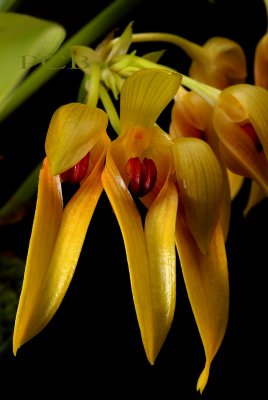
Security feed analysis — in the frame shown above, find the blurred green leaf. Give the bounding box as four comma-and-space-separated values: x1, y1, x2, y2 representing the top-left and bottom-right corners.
0, 12, 66, 106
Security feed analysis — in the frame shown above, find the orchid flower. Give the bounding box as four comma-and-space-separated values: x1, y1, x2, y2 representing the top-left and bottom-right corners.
132, 30, 247, 205
101, 68, 229, 393
213, 84, 268, 197
13, 103, 110, 354
176, 75, 268, 209
169, 87, 231, 240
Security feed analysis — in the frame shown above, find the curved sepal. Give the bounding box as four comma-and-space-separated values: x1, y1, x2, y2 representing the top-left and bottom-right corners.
102, 131, 177, 364
13, 135, 109, 354
13, 158, 63, 354
144, 179, 178, 359
175, 217, 229, 393
173, 137, 223, 254
45, 103, 108, 175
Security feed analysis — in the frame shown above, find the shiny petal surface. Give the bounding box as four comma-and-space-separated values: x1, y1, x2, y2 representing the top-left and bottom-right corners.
145, 179, 178, 359
120, 68, 181, 133
0, 12, 65, 105
13, 158, 63, 354
102, 141, 155, 362
13, 136, 109, 354
45, 103, 108, 175
173, 138, 223, 253
175, 216, 229, 393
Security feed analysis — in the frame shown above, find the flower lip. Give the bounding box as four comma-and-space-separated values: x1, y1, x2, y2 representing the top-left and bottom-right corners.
126, 157, 157, 197
60, 152, 90, 184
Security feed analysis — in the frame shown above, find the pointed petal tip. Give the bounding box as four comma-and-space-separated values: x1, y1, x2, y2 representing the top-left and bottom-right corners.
196, 362, 210, 394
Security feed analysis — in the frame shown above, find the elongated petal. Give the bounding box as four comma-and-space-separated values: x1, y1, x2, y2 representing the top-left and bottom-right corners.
13, 136, 109, 354
45, 103, 108, 175
0, 12, 65, 105
173, 138, 223, 254
107, 21, 133, 60
120, 68, 181, 133
254, 33, 268, 89
144, 179, 178, 359
13, 158, 63, 354
175, 217, 229, 393
101, 142, 155, 363
243, 180, 267, 216
227, 169, 244, 200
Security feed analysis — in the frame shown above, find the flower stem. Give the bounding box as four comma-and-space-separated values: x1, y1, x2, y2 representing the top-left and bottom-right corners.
99, 84, 120, 135
131, 32, 208, 63
0, 0, 144, 122
181, 74, 220, 106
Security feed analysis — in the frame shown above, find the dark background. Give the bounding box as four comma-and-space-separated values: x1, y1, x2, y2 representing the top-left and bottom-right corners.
0, 0, 267, 398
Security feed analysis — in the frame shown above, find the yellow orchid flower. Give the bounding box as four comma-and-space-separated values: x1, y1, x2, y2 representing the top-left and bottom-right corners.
101, 68, 181, 365
212, 84, 268, 196
101, 68, 229, 393
169, 86, 232, 240
13, 102, 109, 354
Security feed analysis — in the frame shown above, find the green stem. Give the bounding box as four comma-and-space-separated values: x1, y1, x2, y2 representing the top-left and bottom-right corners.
99, 84, 120, 135
0, 0, 143, 122
86, 63, 101, 107
130, 32, 208, 63
0, 162, 41, 224
181, 74, 220, 106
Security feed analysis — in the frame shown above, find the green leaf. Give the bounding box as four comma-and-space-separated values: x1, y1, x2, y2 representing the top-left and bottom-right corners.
0, 12, 66, 105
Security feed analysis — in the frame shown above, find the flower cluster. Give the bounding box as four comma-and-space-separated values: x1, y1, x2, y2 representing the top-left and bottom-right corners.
12, 1, 268, 394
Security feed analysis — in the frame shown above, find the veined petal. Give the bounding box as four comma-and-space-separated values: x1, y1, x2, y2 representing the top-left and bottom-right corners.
175, 217, 229, 394
45, 103, 108, 175
120, 68, 181, 133
213, 98, 268, 195
101, 141, 155, 363
254, 33, 268, 89
243, 180, 267, 216
144, 179, 178, 359
173, 138, 223, 254
13, 158, 63, 354
14, 136, 109, 355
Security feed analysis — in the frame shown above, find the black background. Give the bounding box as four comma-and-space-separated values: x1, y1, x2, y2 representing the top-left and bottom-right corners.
0, 0, 267, 398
